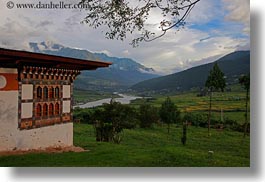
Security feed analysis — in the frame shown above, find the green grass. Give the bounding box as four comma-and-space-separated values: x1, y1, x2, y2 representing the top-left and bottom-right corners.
0, 124, 250, 167
130, 91, 249, 124
73, 89, 120, 104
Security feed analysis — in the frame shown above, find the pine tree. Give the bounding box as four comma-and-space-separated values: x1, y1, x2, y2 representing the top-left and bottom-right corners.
205, 63, 226, 136
160, 97, 180, 134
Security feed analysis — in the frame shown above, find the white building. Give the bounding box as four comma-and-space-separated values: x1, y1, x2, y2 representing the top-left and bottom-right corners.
0, 48, 111, 151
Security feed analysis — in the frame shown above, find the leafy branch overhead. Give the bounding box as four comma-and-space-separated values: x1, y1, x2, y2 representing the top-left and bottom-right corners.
80, 0, 201, 46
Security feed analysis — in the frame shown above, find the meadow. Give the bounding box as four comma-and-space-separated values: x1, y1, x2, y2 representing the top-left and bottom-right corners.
0, 89, 250, 167
130, 91, 249, 124
0, 124, 249, 167
73, 89, 119, 104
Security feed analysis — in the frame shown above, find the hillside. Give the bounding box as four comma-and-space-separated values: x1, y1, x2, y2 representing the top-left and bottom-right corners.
131, 51, 250, 93
29, 42, 159, 91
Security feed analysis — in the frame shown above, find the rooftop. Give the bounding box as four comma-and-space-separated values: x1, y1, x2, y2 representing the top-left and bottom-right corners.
0, 48, 112, 70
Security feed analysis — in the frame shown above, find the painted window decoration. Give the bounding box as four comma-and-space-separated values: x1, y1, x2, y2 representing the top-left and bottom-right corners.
36, 104, 42, 117
37, 86, 42, 99
20, 84, 71, 129
55, 86, 60, 98
34, 85, 63, 117
34, 102, 60, 118
49, 103, 54, 116
55, 103, 60, 115
43, 86, 48, 99
49, 87, 54, 99
43, 103, 48, 116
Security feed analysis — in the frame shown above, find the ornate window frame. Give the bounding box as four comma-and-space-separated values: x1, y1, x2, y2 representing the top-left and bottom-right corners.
18, 66, 78, 130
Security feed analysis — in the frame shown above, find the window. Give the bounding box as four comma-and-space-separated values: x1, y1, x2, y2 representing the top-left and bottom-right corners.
55, 87, 60, 98
37, 86, 42, 99
49, 87, 54, 98
43, 86, 48, 99
49, 103, 54, 116
35, 85, 61, 118
36, 104, 42, 117
55, 103, 60, 115
43, 103, 48, 116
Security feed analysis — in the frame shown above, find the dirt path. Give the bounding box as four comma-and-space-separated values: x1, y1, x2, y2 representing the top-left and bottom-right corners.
0, 146, 88, 156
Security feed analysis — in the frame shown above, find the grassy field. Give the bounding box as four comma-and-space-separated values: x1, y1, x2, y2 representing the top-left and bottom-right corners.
131, 91, 249, 124
73, 89, 120, 104
0, 124, 249, 167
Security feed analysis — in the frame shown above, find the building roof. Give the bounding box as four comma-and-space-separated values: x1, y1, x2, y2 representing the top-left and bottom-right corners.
0, 48, 112, 70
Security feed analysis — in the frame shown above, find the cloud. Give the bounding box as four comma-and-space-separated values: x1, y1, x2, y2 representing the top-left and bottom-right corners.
0, 0, 250, 74
222, 0, 250, 34
187, 0, 224, 24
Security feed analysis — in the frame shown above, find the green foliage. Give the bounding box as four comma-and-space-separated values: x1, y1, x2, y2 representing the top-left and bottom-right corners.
160, 97, 180, 133
205, 63, 226, 136
181, 112, 248, 133
91, 99, 138, 143
205, 63, 226, 91
182, 112, 208, 127
80, 0, 201, 46
181, 122, 187, 146
239, 74, 250, 91
73, 108, 93, 124
239, 74, 250, 138
138, 102, 159, 128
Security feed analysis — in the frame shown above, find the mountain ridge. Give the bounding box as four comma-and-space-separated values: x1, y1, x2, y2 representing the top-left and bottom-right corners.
130, 50, 250, 93
29, 41, 159, 91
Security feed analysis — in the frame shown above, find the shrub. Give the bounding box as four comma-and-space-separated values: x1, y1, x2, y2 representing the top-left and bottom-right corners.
223, 118, 247, 132
182, 112, 208, 127
91, 100, 139, 143
138, 103, 159, 128
160, 97, 181, 134
73, 108, 93, 124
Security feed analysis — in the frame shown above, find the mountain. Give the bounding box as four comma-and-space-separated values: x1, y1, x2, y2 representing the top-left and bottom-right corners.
130, 51, 250, 93
29, 42, 159, 91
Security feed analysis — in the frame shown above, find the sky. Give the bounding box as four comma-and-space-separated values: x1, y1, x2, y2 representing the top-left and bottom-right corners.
0, 0, 250, 74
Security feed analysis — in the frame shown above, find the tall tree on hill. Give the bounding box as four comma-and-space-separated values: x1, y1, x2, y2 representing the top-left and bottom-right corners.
80, 0, 201, 47
160, 97, 180, 134
239, 74, 250, 138
205, 63, 226, 136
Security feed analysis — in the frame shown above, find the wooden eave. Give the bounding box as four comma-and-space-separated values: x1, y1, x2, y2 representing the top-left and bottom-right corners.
0, 48, 112, 70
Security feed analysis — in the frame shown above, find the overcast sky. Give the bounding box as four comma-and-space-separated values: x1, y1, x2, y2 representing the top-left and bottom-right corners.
0, 0, 250, 74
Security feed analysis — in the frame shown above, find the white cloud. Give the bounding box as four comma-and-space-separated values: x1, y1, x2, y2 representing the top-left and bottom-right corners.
0, 0, 249, 74
222, 0, 250, 34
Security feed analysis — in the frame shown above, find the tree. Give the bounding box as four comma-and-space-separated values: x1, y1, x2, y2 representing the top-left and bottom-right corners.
138, 102, 159, 128
239, 74, 250, 138
80, 0, 201, 47
205, 63, 226, 136
181, 121, 187, 145
160, 97, 180, 134
92, 99, 137, 143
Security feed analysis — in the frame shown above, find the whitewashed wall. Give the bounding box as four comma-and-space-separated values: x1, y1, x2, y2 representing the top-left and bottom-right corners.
0, 68, 73, 152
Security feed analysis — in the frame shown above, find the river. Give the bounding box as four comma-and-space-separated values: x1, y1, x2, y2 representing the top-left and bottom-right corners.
74, 93, 142, 109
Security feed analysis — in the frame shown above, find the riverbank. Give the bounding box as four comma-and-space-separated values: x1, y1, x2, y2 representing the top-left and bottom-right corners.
74, 93, 142, 108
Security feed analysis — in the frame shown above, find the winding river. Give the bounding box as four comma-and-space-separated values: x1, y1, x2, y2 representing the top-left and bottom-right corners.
74, 93, 142, 109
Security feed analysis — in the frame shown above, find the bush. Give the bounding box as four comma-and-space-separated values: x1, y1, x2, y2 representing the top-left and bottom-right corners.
73, 108, 93, 124
138, 103, 159, 128
91, 100, 139, 143
160, 97, 181, 134
182, 112, 208, 127
182, 113, 247, 132
223, 118, 247, 132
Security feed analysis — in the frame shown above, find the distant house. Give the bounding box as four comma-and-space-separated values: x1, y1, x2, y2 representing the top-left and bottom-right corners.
0, 48, 111, 152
